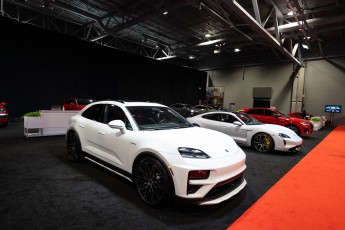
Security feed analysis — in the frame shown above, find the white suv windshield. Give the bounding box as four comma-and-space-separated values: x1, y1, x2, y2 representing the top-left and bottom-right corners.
126, 106, 193, 130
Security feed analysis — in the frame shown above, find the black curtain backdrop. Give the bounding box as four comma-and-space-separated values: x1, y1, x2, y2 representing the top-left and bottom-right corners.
0, 16, 206, 118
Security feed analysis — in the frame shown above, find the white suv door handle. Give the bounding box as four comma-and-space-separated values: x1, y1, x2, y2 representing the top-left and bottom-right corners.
98, 131, 106, 135
78, 124, 85, 128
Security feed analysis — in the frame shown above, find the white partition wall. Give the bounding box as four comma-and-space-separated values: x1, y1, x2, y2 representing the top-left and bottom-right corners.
24, 110, 78, 137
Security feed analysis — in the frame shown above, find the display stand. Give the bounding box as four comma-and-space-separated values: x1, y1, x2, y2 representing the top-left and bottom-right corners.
24, 110, 78, 137
206, 86, 224, 107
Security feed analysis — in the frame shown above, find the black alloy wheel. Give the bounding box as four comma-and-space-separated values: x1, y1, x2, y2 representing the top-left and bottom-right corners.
252, 133, 274, 153
135, 157, 172, 207
66, 132, 84, 162
286, 124, 300, 135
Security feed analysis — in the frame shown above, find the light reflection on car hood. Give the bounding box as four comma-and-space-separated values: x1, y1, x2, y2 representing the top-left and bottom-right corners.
247, 124, 301, 138
140, 127, 242, 159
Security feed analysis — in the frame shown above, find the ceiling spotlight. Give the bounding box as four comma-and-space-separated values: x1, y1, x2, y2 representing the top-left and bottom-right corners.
287, 10, 293, 16
163, 11, 168, 15
214, 49, 221, 54
301, 42, 310, 49
205, 34, 211, 38
234, 48, 241, 52
189, 55, 196, 59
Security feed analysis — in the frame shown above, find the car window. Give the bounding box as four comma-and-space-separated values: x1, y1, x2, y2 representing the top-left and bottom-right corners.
234, 112, 261, 125
102, 104, 132, 130
82, 104, 105, 122
271, 111, 281, 116
127, 106, 192, 130
220, 114, 237, 123
263, 109, 271, 116
202, 113, 220, 121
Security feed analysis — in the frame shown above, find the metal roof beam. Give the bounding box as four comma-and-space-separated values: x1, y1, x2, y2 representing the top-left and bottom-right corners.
90, 1, 188, 42
266, 14, 345, 33
221, 0, 301, 66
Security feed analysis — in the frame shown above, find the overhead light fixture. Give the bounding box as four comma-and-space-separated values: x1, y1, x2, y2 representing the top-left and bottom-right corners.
189, 55, 196, 59
234, 48, 241, 52
214, 49, 221, 54
163, 11, 168, 15
156, 55, 176, 60
196, 38, 226, 47
287, 10, 293, 16
205, 34, 211, 38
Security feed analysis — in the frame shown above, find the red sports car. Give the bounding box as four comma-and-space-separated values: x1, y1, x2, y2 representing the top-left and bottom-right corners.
62, 98, 96, 111
241, 107, 313, 135
0, 101, 9, 127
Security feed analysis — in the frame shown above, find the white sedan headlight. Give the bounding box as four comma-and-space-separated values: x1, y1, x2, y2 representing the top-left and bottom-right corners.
178, 147, 210, 159
278, 133, 290, 138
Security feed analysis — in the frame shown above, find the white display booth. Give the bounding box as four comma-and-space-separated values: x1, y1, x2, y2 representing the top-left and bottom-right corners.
24, 110, 78, 137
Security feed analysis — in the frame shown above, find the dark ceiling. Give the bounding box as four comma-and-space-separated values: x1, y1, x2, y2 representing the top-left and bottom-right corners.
2, 0, 345, 70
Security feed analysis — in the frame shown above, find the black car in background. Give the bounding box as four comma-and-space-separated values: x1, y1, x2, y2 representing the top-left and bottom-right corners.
170, 103, 201, 117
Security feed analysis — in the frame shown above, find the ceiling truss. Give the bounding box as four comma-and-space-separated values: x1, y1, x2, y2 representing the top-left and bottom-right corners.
1, 0, 345, 70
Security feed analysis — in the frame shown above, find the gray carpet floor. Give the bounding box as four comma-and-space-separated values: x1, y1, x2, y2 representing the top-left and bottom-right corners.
0, 119, 335, 230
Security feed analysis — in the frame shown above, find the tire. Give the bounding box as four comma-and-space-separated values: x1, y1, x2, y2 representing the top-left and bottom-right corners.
252, 133, 274, 153
66, 131, 84, 162
286, 124, 300, 135
134, 157, 172, 207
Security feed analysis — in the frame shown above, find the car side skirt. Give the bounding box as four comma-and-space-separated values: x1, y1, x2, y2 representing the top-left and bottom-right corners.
84, 152, 133, 182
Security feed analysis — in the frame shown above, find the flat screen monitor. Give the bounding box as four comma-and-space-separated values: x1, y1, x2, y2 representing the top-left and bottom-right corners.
325, 105, 342, 113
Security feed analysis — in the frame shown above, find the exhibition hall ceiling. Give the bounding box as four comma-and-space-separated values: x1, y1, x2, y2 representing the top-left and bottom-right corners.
2, 0, 345, 70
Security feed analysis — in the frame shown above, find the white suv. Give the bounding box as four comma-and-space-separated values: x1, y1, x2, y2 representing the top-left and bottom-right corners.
66, 100, 247, 207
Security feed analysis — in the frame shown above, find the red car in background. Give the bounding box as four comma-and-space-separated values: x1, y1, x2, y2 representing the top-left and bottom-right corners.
0, 101, 9, 127
288, 112, 312, 120
241, 107, 313, 136
62, 98, 96, 110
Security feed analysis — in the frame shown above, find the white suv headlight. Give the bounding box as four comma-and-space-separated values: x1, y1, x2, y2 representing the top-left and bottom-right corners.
178, 147, 210, 159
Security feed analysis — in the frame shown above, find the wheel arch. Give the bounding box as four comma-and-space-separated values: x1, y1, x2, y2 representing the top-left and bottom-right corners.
132, 151, 176, 195
285, 124, 300, 135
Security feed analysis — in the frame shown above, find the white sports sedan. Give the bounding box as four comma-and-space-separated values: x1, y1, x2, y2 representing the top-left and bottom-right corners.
187, 111, 303, 153
66, 100, 246, 207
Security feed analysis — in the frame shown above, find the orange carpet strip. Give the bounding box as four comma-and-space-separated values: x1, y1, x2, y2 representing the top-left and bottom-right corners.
228, 126, 345, 230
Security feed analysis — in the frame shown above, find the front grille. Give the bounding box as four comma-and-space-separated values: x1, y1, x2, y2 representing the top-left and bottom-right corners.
203, 175, 245, 201
289, 145, 301, 152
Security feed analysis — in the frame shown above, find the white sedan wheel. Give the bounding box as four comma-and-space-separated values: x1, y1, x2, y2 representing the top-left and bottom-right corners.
252, 133, 274, 153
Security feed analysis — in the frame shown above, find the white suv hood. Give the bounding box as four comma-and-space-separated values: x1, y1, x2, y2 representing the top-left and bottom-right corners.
141, 127, 241, 159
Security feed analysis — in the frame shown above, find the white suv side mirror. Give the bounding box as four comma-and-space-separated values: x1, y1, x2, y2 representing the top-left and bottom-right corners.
108, 120, 126, 134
